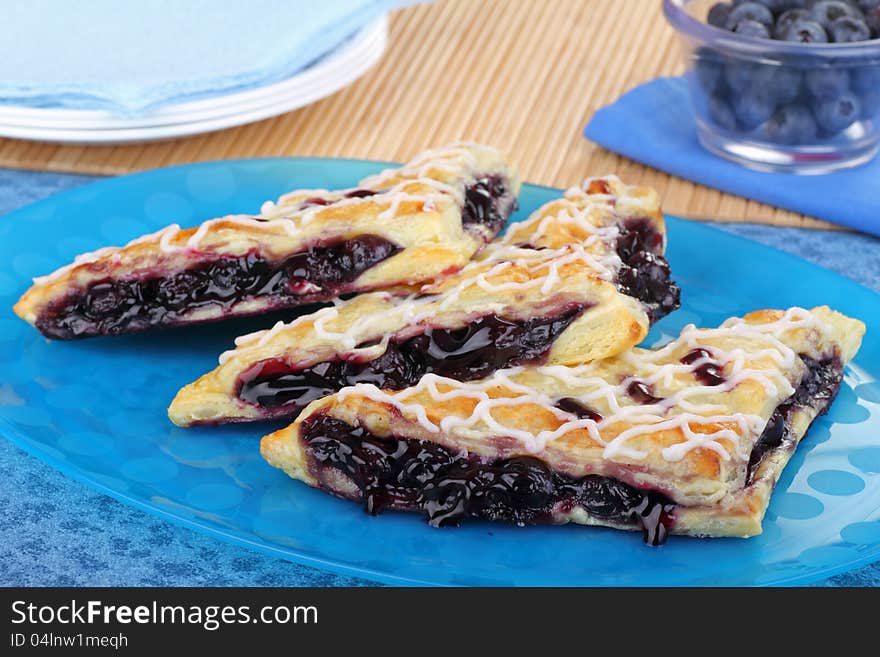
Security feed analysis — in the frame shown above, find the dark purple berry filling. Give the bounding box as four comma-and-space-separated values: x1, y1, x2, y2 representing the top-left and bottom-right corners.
680, 348, 727, 386
35, 173, 517, 340
461, 175, 517, 235
344, 188, 380, 199
235, 216, 681, 419
627, 380, 664, 405
297, 351, 846, 544
298, 189, 377, 209
554, 397, 604, 423
512, 214, 679, 322
301, 414, 676, 545
613, 218, 681, 323
747, 354, 844, 482
237, 306, 588, 417
300, 197, 333, 207
36, 235, 401, 340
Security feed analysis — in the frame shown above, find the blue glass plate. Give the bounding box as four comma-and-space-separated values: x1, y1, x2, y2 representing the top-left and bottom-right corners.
1, 158, 879, 587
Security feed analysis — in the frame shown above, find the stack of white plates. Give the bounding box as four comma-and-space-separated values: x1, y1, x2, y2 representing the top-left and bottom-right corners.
0, 16, 387, 145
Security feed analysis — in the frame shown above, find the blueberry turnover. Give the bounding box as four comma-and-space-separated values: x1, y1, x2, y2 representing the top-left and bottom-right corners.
261, 306, 864, 544
169, 176, 680, 426
14, 142, 519, 340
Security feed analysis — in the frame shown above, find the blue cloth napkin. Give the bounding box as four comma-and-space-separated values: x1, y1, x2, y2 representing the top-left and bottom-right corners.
0, 1, 421, 115
584, 76, 880, 237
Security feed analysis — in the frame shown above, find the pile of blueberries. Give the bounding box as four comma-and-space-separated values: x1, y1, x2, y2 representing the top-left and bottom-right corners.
695, 1, 880, 143
708, 0, 880, 42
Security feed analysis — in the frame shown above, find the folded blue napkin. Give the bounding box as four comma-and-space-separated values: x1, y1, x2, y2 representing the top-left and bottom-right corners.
0, 0, 420, 115
584, 76, 880, 237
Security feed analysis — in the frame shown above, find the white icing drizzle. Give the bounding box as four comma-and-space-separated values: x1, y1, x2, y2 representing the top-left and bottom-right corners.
30, 175, 457, 288
159, 224, 184, 253
31, 247, 119, 285
219, 243, 618, 366
580, 174, 656, 213
262, 188, 331, 214
334, 308, 828, 465
498, 194, 620, 248
35, 222, 205, 286
358, 142, 483, 190
217, 293, 407, 364
218, 175, 646, 366
219, 302, 346, 365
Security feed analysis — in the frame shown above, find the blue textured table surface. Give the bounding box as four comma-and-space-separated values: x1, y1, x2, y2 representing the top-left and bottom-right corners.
1, 167, 879, 587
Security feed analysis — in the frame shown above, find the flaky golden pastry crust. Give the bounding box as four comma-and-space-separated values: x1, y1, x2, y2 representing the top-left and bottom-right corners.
261, 306, 865, 540
169, 175, 677, 426
14, 142, 519, 339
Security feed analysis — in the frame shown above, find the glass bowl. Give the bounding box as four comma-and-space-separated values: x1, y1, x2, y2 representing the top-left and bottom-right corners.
664, 0, 880, 173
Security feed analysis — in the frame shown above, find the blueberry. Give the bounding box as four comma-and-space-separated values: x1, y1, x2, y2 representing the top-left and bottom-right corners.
84, 285, 123, 318
863, 6, 880, 34
814, 92, 862, 133
778, 18, 830, 39
850, 65, 880, 93
771, 66, 804, 103
207, 259, 241, 295
725, 61, 754, 93
806, 0, 862, 8
708, 92, 739, 130
725, 59, 778, 93
708, 2, 733, 27
859, 90, 880, 117
726, 2, 775, 29
809, 1, 861, 30
733, 88, 778, 127
774, 8, 811, 35
732, 18, 773, 36
748, 62, 803, 104
828, 15, 872, 39
763, 103, 819, 142
805, 67, 850, 98
858, 0, 880, 11
695, 52, 725, 93
748, 0, 792, 11
157, 271, 203, 307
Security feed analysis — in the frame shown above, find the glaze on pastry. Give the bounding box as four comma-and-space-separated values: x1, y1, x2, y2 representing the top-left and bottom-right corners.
14, 143, 519, 340
260, 306, 864, 544
169, 175, 680, 426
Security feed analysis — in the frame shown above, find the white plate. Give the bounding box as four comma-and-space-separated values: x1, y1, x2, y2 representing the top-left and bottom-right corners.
0, 16, 387, 142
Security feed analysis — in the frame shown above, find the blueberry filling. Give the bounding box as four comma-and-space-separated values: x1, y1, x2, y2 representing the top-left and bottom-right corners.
300, 197, 333, 207
461, 175, 516, 235
613, 218, 681, 322
627, 380, 664, 405
345, 188, 379, 199
512, 214, 679, 322
554, 397, 603, 423
237, 306, 588, 415
298, 189, 378, 209
36, 173, 516, 341
36, 235, 401, 340
297, 352, 845, 544
747, 354, 844, 482
301, 414, 676, 545
303, 176, 514, 231
680, 348, 726, 386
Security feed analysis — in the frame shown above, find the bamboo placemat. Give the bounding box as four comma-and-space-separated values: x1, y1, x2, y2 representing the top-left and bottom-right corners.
0, 0, 834, 229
